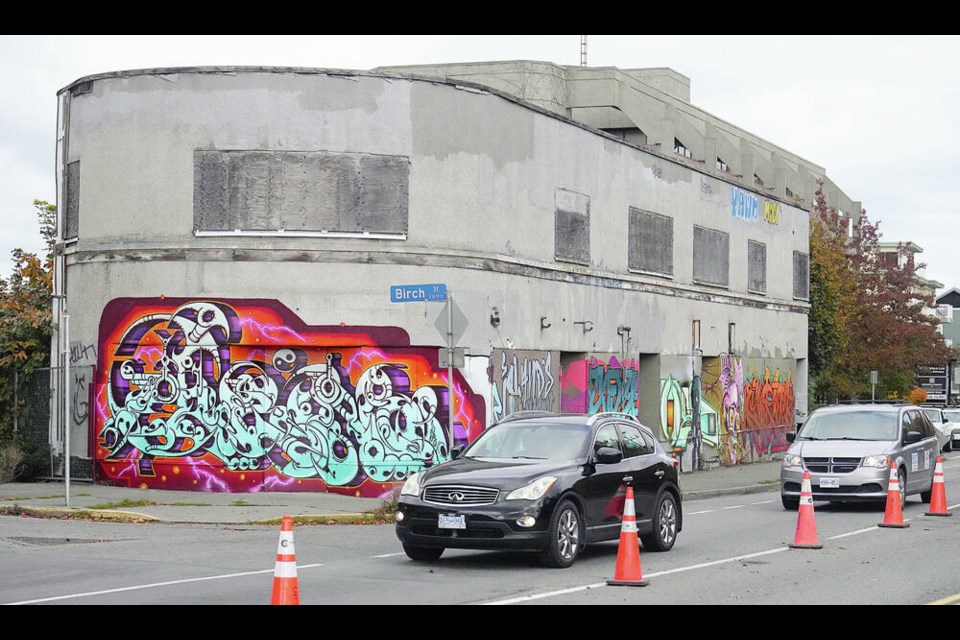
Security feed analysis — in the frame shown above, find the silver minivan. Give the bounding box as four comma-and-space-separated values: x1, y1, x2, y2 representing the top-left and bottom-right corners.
780, 403, 939, 510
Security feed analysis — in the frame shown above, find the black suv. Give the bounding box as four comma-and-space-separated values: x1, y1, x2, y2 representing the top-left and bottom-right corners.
394, 411, 682, 568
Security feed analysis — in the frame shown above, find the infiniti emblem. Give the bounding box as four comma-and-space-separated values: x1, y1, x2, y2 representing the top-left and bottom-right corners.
448, 491, 465, 502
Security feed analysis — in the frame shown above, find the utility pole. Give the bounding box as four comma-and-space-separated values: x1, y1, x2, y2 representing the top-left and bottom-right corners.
580, 36, 588, 66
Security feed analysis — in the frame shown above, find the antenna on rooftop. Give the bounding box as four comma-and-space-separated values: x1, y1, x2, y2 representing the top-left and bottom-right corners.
580, 35, 588, 66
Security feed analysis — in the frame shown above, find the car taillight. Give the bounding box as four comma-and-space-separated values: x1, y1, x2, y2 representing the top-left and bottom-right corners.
672, 458, 680, 471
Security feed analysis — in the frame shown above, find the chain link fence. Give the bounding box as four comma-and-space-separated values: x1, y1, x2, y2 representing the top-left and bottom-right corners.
17, 365, 94, 481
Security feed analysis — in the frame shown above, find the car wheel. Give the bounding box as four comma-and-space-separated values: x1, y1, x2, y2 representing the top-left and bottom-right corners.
781, 494, 799, 510
402, 544, 444, 562
921, 465, 935, 503
640, 491, 679, 552
539, 498, 583, 568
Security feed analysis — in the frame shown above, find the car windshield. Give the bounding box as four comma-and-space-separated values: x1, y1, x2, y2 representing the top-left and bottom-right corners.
798, 410, 898, 441
944, 410, 960, 422
465, 421, 590, 460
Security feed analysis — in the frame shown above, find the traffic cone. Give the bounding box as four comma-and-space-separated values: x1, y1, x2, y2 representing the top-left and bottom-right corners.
924, 456, 952, 517
271, 515, 300, 605
878, 464, 910, 528
606, 483, 648, 587
788, 470, 822, 549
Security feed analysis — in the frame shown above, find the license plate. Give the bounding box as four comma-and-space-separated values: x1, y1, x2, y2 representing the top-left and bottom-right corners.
819, 477, 840, 489
438, 514, 465, 529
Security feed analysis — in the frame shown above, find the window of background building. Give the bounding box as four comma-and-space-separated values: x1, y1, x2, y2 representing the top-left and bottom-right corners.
628, 207, 673, 276
793, 250, 810, 300
693, 225, 729, 287
555, 188, 591, 266
747, 239, 767, 294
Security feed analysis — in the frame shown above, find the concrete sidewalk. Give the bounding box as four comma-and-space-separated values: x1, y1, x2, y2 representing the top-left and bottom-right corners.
0, 457, 783, 525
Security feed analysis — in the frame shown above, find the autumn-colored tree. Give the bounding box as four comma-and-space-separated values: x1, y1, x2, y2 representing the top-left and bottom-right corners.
0, 200, 55, 458
808, 182, 856, 401
808, 179, 957, 403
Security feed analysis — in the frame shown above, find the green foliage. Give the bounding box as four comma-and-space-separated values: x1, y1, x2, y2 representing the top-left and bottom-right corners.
13, 432, 50, 480
0, 200, 55, 453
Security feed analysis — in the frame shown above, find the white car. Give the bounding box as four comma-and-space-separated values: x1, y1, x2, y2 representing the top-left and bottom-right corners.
921, 407, 955, 453
943, 408, 960, 451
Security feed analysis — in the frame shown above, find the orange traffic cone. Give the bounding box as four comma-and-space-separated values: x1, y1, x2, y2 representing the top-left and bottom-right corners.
271, 515, 300, 605
878, 464, 909, 528
925, 456, 952, 517
606, 481, 648, 587
788, 470, 822, 549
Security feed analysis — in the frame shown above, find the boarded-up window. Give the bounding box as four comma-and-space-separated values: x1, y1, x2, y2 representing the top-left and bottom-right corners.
693, 225, 729, 287
555, 188, 590, 265
194, 150, 409, 234
64, 161, 80, 240
794, 251, 810, 300
628, 207, 673, 276
747, 239, 766, 294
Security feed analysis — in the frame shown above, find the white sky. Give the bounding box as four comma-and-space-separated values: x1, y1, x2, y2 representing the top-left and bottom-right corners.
2, 34, 958, 293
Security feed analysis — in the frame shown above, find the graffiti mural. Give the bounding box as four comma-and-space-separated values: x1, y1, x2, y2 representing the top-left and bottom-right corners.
490, 349, 559, 422
560, 356, 639, 416
658, 375, 719, 458
95, 298, 484, 496
743, 365, 793, 457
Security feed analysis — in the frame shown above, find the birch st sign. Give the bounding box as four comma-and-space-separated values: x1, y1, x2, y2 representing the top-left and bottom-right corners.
390, 283, 448, 303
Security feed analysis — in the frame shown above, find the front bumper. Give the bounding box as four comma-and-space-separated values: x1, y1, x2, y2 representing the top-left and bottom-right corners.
780, 466, 889, 502
394, 499, 551, 551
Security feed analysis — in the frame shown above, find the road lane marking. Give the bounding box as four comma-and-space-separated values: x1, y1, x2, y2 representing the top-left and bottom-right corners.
721, 505, 746, 510
750, 500, 775, 505
687, 509, 716, 515
483, 548, 789, 605
373, 552, 405, 558
928, 594, 960, 605
827, 526, 878, 540
2, 563, 324, 605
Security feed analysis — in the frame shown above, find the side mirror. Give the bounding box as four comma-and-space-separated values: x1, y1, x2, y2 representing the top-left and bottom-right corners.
451, 444, 466, 459
786, 432, 797, 443
595, 446, 623, 465
904, 431, 922, 444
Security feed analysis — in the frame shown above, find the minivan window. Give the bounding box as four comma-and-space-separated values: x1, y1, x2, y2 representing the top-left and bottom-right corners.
799, 410, 898, 441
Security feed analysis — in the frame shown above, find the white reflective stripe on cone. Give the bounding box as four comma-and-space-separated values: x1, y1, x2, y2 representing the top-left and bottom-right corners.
274, 561, 298, 578
620, 520, 638, 533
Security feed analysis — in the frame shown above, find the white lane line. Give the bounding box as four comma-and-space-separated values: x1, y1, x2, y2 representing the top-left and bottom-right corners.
373, 552, 405, 558
721, 505, 746, 510
483, 548, 788, 605
687, 509, 716, 515
827, 526, 878, 540
2, 563, 324, 605
750, 500, 775, 505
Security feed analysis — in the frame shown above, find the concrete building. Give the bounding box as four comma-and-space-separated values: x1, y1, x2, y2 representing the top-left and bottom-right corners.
51, 62, 822, 496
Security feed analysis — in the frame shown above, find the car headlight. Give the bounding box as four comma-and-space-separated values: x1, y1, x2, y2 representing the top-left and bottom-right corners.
782, 454, 802, 469
400, 472, 422, 497
506, 476, 557, 501
863, 455, 891, 469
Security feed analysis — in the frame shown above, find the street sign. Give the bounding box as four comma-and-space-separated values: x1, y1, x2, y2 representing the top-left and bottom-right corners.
439, 347, 465, 368
390, 283, 447, 303
434, 298, 468, 345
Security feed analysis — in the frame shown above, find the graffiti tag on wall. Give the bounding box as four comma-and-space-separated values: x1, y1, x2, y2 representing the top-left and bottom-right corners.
561, 356, 639, 416
731, 187, 759, 221
490, 349, 559, 423
95, 299, 484, 495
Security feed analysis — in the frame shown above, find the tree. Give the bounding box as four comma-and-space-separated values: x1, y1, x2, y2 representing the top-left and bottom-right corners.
0, 200, 55, 448
807, 180, 957, 403
808, 182, 856, 402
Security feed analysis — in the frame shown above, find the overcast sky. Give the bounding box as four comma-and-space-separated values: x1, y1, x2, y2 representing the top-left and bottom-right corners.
2, 34, 958, 293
